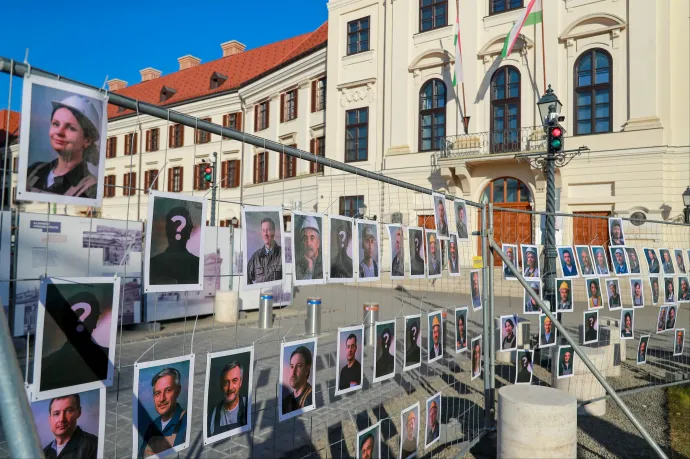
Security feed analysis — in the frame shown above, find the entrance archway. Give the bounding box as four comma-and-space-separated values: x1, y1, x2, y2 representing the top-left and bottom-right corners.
478, 177, 533, 264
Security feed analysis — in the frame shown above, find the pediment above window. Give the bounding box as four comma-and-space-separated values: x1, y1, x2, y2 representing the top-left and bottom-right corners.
477, 34, 534, 58
559, 14, 626, 42
408, 49, 454, 72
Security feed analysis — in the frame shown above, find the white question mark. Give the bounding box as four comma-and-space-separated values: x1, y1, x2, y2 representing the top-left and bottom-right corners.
412, 325, 418, 339
338, 230, 346, 248
171, 216, 186, 241
71, 302, 92, 333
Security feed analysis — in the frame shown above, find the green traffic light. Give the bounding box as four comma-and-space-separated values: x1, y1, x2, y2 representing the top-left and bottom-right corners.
205, 174, 212, 181
550, 139, 562, 149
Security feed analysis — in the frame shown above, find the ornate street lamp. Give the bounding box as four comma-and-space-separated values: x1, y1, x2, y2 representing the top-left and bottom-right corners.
537, 84, 563, 127
682, 187, 690, 224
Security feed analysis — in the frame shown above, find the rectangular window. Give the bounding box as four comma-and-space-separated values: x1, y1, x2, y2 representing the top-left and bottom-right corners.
223, 112, 243, 131
281, 89, 298, 122
310, 136, 325, 173
253, 152, 269, 184
280, 146, 297, 179
169, 124, 184, 148
124, 133, 138, 155
195, 118, 212, 144
168, 166, 183, 192
255, 101, 270, 131
222, 160, 241, 188
420, 0, 448, 32
106, 137, 117, 158
490, 0, 523, 15
347, 17, 370, 55
345, 107, 369, 162
104, 175, 116, 197
312, 78, 326, 112
339, 195, 365, 217
123, 172, 137, 196
146, 128, 160, 152
144, 169, 159, 191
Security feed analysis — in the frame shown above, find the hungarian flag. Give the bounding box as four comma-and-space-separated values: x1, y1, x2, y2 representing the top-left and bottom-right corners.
501, 0, 542, 58
453, 9, 463, 86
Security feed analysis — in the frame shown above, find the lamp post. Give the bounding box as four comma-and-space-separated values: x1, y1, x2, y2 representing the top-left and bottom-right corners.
683, 187, 690, 224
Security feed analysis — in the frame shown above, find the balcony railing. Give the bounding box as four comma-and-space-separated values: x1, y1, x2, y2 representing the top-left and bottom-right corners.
437, 126, 549, 159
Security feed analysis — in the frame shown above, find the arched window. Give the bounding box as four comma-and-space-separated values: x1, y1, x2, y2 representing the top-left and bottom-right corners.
490, 66, 520, 153
574, 49, 612, 135
480, 177, 531, 205
419, 79, 446, 152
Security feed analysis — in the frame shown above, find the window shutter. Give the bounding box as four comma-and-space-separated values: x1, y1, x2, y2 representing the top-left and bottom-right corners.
144, 171, 149, 190
311, 81, 316, 112
294, 90, 299, 119
179, 167, 184, 191
263, 153, 269, 181
266, 102, 270, 129
134, 133, 138, 154
222, 114, 228, 128
169, 126, 174, 148
253, 155, 258, 183
234, 160, 240, 187
280, 94, 285, 123
279, 153, 284, 179
106, 138, 110, 157
114, 137, 118, 156
194, 164, 200, 190
167, 168, 172, 191
132, 172, 137, 195
180, 126, 185, 147
237, 112, 242, 131
146, 130, 151, 152
254, 106, 258, 131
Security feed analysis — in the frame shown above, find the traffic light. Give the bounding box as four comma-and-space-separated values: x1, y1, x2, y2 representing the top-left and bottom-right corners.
547, 123, 564, 154
203, 164, 214, 183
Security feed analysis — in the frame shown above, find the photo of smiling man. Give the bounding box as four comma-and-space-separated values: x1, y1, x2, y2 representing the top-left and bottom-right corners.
279, 338, 317, 422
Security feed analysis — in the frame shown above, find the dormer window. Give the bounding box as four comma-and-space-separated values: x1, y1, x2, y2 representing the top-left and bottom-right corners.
160, 86, 177, 103
210, 72, 228, 89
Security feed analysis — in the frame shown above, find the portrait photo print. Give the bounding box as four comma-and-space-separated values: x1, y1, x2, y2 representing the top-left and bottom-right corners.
30, 387, 106, 459
424, 392, 442, 449
557, 345, 575, 379
555, 278, 573, 312
203, 346, 254, 444
387, 224, 406, 279
608, 218, 625, 246
33, 276, 120, 401
329, 215, 355, 283
357, 220, 380, 282
292, 212, 325, 285
427, 311, 444, 363
279, 337, 317, 422
455, 307, 468, 353
404, 315, 422, 371
515, 350, 534, 384
145, 191, 207, 293
133, 355, 194, 458
432, 193, 450, 238
335, 325, 364, 396
356, 422, 381, 459
242, 206, 285, 289
502, 243, 518, 280
408, 227, 426, 279
453, 199, 469, 241
373, 320, 396, 383
447, 233, 460, 276
17, 74, 108, 207
500, 314, 518, 352
583, 310, 599, 345
637, 335, 650, 364
425, 231, 442, 279
471, 335, 483, 381
400, 402, 420, 459
520, 244, 540, 280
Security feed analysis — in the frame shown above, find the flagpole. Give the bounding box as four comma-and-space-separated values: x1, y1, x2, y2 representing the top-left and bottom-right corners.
540, 0, 547, 93
456, 0, 469, 133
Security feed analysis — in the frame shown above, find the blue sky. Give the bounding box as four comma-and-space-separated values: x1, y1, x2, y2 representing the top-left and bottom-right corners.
1, 0, 328, 112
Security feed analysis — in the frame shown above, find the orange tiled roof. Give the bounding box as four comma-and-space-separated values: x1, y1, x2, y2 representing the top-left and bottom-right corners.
108, 22, 328, 120
0, 109, 21, 147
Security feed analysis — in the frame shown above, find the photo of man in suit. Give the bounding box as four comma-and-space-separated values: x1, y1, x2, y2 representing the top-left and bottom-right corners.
470, 270, 482, 309
455, 201, 469, 240
644, 248, 660, 274
657, 307, 668, 333
576, 246, 595, 276
666, 306, 676, 329
433, 194, 449, 238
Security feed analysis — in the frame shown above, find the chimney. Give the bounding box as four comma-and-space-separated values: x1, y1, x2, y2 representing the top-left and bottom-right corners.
221, 40, 246, 57
107, 78, 128, 91
177, 55, 201, 71
140, 67, 162, 82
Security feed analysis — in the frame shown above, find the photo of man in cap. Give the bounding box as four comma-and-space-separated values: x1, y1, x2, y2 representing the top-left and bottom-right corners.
330, 216, 354, 281
609, 218, 625, 246
408, 228, 426, 278
606, 279, 622, 309
540, 315, 556, 347
426, 232, 441, 277
18, 76, 108, 206
279, 339, 315, 421
524, 281, 541, 314
556, 279, 573, 311
404, 316, 422, 370
205, 349, 252, 440
521, 245, 540, 279
400, 404, 419, 459
428, 312, 444, 362
358, 222, 380, 280
425, 394, 441, 448
637, 336, 649, 364
674, 329, 685, 356
558, 246, 579, 278
503, 244, 518, 280
388, 225, 405, 278
610, 247, 629, 275
374, 321, 395, 382
294, 213, 324, 284
644, 248, 660, 274
433, 194, 449, 238
454, 200, 469, 240
244, 208, 284, 288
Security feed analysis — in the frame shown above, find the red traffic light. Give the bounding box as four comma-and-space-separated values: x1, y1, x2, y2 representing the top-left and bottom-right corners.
551, 127, 563, 137
204, 166, 213, 174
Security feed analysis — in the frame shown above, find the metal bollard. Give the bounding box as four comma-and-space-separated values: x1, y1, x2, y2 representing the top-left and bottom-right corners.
259, 293, 274, 329
363, 303, 379, 346
306, 297, 322, 336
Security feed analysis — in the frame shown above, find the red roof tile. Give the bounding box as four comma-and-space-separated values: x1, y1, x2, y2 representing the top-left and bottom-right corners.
0, 109, 20, 147
108, 22, 328, 120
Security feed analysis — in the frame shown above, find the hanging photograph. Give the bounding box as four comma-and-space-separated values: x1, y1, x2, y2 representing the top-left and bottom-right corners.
203, 346, 254, 444
605, 278, 623, 310
583, 310, 599, 345
557, 345, 575, 379
502, 243, 518, 280
29, 388, 106, 459
678, 276, 690, 303
637, 335, 650, 364
539, 314, 557, 348
145, 191, 207, 293
643, 248, 661, 274
425, 231, 442, 279
133, 355, 194, 458
373, 320, 396, 383
515, 350, 534, 385
357, 220, 380, 282
399, 402, 420, 459
453, 199, 469, 241
586, 278, 604, 309
329, 215, 355, 283
555, 278, 573, 312
620, 309, 634, 340
403, 315, 422, 371
470, 269, 482, 310
387, 224, 406, 280
424, 392, 442, 449
624, 247, 641, 274
471, 335, 483, 381
279, 337, 317, 422
356, 422, 381, 459
592, 246, 610, 277
427, 311, 444, 364
659, 249, 674, 274
674, 249, 687, 274
657, 306, 668, 334
454, 307, 468, 353
608, 218, 625, 246
241, 206, 285, 290
629, 278, 644, 308
292, 212, 325, 286
408, 227, 426, 279
674, 329, 685, 357
557, 246, 579, 278
666, 305, 677, 330
574, 245, 596, 277
500, 314, 518, 352
523, 280, 542, 314
520, 244, 540, 280
432, 193, 450, 239
663, 275, 675, 304
447, 233, 460, 276
16, 74, 108, 207
32, 276, 120, 401
609, 246, 629, 275
335, 325, 364, 396
649, 276, 661, 305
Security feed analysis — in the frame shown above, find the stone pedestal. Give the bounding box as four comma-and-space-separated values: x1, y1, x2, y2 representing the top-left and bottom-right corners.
553, 345, 608, 417
214, 290, 239, 324
498, 385, 577, 458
